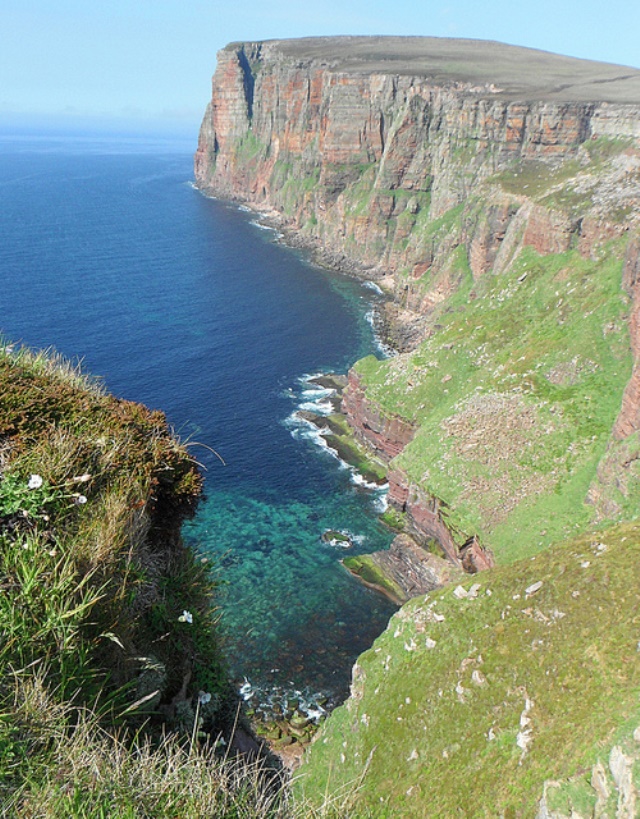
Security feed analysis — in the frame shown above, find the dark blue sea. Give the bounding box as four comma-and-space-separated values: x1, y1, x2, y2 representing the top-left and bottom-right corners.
0, 132, 395, 708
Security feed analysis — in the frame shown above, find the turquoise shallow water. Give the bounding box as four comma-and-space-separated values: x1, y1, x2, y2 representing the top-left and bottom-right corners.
0, 133, 397, 707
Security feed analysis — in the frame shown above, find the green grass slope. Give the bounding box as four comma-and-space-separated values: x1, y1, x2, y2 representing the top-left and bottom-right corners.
354, 238, 634, 562
298, 522, 640, 816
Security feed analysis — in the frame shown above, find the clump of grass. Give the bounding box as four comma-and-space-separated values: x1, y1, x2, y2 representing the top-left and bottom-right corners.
0, 669, 282, 818
0, 342, 239, 810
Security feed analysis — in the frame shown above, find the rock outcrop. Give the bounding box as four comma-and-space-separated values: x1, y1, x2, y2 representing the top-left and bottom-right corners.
195, 38, 640, 303
195, 37, 640, 574
343, 533, 464, 604
341, 370, 416, 461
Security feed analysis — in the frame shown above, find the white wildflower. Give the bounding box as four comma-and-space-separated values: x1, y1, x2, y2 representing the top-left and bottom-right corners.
198, 691, 212, 705
28, 474, 43, 490
178, 610, 193, 624
74, 494, 87, 505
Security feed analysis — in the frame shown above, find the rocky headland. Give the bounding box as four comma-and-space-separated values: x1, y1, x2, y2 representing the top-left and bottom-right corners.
195, 35, 640, 580
195, 37, 640, 814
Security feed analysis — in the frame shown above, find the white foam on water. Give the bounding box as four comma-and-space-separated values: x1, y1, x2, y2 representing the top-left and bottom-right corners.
299, 398, 333, 415
364, 307, 396, 359
250, 219, 276, 232
350, 471, 384, 491
363, 280, 384, 295
373, 491, 389, 513
238, 679, 330, 723
301, 386, 333, 398
286, 371, 388, 498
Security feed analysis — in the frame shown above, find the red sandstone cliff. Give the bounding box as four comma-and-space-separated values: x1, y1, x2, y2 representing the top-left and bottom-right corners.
195, 39, 640, 299
195, 37, 640, 575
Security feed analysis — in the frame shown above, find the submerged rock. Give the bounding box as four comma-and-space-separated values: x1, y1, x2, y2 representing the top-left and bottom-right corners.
322, 529, 354, 549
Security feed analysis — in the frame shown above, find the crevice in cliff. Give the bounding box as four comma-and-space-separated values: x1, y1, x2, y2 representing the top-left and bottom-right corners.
237, 46, 256, 122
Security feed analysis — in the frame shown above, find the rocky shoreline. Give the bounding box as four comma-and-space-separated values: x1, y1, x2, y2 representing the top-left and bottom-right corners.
293, 371, 481, 606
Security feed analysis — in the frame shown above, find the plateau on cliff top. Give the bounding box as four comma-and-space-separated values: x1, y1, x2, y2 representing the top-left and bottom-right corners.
222, 36, 640, 102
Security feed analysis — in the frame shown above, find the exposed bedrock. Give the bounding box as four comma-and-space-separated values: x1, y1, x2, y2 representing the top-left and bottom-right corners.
342, 373, 495, 575
341, 370, 416, 461
196, 37, 640, 580
195, 39, 640, 302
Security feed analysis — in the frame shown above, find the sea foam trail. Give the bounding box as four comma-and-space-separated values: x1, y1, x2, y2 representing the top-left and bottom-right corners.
285, 373, 390, 496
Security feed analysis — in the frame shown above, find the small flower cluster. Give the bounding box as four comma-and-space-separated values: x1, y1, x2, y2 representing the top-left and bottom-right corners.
1, 471, 91, 529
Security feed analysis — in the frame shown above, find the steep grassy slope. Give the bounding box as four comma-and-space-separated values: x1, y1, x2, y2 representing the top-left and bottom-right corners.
354, 237, 633, 562
299, 522, 640, 816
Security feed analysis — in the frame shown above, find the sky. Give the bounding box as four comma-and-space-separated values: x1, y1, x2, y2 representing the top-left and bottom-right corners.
2, 0, 639, 138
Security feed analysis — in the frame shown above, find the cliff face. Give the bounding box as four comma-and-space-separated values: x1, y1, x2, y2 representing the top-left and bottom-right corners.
196, 37, 640, 570
194, 39, 640, 812
195, 39, 640, 296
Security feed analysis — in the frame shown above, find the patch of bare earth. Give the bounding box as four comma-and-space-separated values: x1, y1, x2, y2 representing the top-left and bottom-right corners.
440, 393, 556, 526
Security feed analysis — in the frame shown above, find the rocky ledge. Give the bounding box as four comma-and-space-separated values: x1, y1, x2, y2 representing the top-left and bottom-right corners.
343, 533, 464, 604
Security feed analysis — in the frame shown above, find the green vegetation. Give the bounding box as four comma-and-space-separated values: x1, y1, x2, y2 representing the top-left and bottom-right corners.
0, 343, 241, 814
299, 522, 640, 816
354, 241, 632, 560
320, 413, 387, 484
0, 343, 378, 817
583, 135, 634, 164
493, 159, 583, 198
342, 554, 405, 603
233, 130, 269, 164
379, 507, 406, 532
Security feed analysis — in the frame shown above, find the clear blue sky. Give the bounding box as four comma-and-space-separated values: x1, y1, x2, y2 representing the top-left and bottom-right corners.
2, 0, 639, 136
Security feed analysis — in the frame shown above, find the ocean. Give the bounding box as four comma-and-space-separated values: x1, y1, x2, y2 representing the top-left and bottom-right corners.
0, 132, 396, 711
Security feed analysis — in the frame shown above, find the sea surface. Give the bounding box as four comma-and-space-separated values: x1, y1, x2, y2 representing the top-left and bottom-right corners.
0, 132, 396, 710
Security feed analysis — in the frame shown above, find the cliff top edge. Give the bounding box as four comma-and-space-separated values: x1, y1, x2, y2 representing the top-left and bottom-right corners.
222, 36, 640, 104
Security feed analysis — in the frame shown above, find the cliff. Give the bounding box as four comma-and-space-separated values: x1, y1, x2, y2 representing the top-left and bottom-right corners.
298, 521, 640, 816
0, 343, 252, 811
195, 37, 640, 310
196, 37, 640, 579
194, 43, 640, 810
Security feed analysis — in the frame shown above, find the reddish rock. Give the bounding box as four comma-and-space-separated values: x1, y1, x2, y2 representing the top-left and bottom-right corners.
353, 533, 465, 603
613, 238, 640, 439
460, 536, 496, 573
195, 41, 640, 298
388, 468, 410, 509
522, 205, 575, 256
341, 370, 416, 461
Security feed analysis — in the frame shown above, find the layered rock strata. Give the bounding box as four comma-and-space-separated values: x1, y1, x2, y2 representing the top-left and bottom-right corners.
343, 534, 464, 604
195, 38, 640, 305
196, 37, 640, 578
